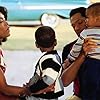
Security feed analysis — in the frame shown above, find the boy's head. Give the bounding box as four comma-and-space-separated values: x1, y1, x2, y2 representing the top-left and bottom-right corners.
69, 7, 86, 36
35, 26, 56, 50
86, 3, 100, 27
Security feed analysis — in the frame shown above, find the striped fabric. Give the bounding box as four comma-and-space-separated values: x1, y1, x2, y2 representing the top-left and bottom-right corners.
28, 50, 64, 99
68, 28, 100, 61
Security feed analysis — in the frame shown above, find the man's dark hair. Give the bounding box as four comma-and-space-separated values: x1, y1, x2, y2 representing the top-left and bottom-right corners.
35, 26, 56, 48
70, 7, 86, 18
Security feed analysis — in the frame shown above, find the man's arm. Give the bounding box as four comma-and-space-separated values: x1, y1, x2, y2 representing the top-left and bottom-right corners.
61, 38, 97, 86
61, 53, 85, 86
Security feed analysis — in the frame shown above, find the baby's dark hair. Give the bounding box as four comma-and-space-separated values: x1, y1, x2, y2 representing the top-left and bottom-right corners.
0, 6, 7, 20
35, 26, 56, 48
70, 7, 86, 18
87, 2, 100, 16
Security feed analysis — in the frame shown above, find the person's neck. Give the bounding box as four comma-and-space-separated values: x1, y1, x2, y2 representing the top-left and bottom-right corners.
43, 47, 55, 53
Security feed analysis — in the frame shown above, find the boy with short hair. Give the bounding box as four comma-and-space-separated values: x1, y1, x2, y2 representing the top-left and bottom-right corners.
26, 26, 64, 100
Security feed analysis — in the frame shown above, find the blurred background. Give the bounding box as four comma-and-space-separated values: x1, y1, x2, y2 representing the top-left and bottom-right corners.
0, 0, 99, 99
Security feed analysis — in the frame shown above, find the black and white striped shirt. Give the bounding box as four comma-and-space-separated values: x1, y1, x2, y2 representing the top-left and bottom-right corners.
28, 50, 64, 99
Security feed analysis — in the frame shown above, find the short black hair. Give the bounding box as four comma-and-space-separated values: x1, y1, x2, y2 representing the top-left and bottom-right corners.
35, 26, 56, 48
0, 6, 7, 20
0, 6, 8, 45
70, 7, 86, 18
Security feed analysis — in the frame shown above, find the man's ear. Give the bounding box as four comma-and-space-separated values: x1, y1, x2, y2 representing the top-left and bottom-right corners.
95, 16, 100, 23
35, 41, 39, 48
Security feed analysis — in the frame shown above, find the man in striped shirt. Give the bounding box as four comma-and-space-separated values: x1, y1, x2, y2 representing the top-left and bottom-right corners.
26, 26, 64, 100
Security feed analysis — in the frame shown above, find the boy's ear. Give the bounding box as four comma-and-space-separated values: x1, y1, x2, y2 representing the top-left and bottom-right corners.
54, 39, 57, 46
35, 41, 39, 48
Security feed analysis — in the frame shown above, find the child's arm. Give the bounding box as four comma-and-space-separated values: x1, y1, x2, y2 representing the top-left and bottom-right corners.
67, 35, 84, 62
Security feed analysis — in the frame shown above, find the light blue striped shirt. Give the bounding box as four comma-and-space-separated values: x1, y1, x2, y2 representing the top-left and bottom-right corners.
68, 28, 100, 61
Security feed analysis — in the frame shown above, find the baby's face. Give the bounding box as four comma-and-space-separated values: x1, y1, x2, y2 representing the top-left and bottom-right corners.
86, 13, 94, 28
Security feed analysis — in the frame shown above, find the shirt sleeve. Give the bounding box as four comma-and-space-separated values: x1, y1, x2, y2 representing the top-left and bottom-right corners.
67, 33, 85, 62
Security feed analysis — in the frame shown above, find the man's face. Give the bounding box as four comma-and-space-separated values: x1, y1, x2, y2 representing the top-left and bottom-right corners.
0, 12, 10, 39
70, 13, 86, 36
